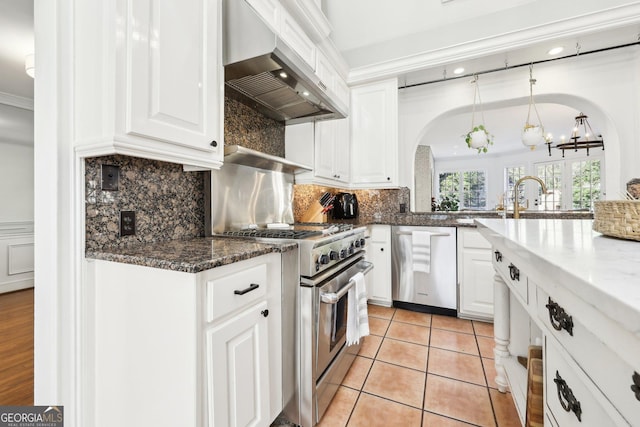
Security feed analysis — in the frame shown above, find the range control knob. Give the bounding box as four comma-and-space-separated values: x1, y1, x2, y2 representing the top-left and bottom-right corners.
354, 239, 361, 248
329, 250, 339, 261
340, 249, 347, 259
360, 238, 366, 247
319, 254, 330, 265
348, 244, 355, 255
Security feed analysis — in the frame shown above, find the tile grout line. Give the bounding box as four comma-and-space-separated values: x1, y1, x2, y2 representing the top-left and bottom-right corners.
473, 320, 501, 427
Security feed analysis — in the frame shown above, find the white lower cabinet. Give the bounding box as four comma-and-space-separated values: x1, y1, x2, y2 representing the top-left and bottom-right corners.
88, 253, 282, 427
207, 301, 270, 427
365, 225, 392, 306
457, 228, 494, 320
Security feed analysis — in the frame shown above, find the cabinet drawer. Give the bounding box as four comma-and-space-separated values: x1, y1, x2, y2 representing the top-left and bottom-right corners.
537, 287, 639, 425
369, 225, 390, 242
545, 337, 627, 426
492, 249, 527, 304
205, 263, 267, 323
462, 230, 491, 249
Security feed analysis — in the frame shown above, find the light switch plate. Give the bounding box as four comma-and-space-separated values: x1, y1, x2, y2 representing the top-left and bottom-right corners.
101, 164, 120, 191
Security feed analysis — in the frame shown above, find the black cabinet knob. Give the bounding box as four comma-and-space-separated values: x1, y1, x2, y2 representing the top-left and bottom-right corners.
380, 247, 384, 252
261, 309, 269, 317
210, 140, 217, 147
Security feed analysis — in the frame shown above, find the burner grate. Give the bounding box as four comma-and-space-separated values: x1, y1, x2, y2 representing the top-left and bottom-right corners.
222, 229, 321, 239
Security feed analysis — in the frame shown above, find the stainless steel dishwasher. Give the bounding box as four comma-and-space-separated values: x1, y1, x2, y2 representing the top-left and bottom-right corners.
391, 225, 457, 316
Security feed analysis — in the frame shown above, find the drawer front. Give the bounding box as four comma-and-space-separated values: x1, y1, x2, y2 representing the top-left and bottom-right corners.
462, 229, 491, 249
206, 263, 267, 323
369, 224, 390, 242
492, 249, 527, 304
537, 287, 640, 425
545, 338, 627, 426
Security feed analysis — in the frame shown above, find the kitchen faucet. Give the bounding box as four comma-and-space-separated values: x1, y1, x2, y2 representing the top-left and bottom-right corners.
513, 176, 548, 219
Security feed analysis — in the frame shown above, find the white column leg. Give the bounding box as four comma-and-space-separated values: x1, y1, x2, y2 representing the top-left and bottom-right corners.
493, 271, 510, 393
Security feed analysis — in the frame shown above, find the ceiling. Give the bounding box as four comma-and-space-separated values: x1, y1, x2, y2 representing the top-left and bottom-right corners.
1, 0, 638, 155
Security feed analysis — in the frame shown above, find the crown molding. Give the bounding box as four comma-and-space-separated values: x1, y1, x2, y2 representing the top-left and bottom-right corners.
0, 91, 34, 111
347, 3, 640, 85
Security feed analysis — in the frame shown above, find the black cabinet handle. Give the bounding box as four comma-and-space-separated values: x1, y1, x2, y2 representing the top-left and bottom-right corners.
494, 250, 502, 262
554, 370, 582, 421
210, 140, 218, 147
234, 283, 259, 295
508, 263, 520, 281
632, 371, 640, 401
261, 309, 269, 318
546, 297, 574, 336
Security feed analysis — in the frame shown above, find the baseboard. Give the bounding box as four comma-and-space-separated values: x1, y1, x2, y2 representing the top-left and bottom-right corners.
0, 279, 34, 294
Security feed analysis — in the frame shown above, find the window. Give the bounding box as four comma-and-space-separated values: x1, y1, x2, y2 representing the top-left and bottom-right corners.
462, 171, 486, 209
533, 157, 603, 211
571, 159, 601, 210
437, 170, 487, 210
536, 161, 563, 211
504, 166, 525, 208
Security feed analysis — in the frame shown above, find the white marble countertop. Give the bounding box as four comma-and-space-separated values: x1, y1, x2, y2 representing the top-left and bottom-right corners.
475, 218, 640, 338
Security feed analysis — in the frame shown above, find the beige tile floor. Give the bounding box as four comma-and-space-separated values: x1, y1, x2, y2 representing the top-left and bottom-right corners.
317, 305, 520, 427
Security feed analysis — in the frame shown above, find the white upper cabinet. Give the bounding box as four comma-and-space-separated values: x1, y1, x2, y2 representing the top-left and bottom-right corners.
74, 0, 224, 169
314, 118, 350, 184
350, 78, 399, 188
279, 10, 316, 68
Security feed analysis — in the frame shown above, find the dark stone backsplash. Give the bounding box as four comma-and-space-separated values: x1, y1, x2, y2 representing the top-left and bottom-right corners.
85, 155, 206, 251
224, 91, 285, 157
294, 184, 410, 224
85, 94, 285, 252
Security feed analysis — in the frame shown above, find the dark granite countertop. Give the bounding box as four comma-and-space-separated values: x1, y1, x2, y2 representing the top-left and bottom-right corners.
347, 210, 594, 228
85, 237, 298, 273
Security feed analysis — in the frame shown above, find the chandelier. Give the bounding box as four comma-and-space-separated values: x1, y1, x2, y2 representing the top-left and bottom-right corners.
545, 112, 604, 157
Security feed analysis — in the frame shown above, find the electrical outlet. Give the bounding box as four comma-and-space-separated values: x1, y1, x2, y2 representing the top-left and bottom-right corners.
399, 203, 406, 213
120, 211, 136, 236
101, 164, 120, 191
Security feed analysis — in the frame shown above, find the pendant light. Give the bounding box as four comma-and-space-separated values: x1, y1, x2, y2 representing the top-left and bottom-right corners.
465, 75, 493, 153
521, 65, 545, 150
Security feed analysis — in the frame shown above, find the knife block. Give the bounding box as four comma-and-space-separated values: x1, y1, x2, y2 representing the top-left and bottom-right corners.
301, 202, 327, 223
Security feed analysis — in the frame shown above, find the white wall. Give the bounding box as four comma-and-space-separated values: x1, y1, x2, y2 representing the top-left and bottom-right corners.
0, 142, 34, 222
399, 47, 640, 205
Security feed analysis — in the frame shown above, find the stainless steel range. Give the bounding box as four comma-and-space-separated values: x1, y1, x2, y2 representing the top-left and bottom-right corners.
208, 158, 373, 427
221, 222, 371, 427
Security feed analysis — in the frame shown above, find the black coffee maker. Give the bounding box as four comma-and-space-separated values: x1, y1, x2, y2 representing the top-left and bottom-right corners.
332, 193, 358, 219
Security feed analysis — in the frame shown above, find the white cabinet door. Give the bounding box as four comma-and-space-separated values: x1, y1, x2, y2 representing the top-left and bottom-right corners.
126, 0, 223, 156
458, 229, 494, 320
350, 78, 398, 188
314, 118, 350, 183
207, 301, 270, 427
366, 225, 392, 306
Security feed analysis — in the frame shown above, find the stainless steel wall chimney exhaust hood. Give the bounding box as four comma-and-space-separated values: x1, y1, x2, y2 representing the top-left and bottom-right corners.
223, 0, 347, 124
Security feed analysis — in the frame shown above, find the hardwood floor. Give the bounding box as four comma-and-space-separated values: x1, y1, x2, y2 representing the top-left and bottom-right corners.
0, 288, 34, 405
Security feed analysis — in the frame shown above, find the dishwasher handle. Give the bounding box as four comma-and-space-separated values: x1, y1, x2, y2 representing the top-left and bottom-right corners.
320, 262, 374, 304
395, 231, 450, 237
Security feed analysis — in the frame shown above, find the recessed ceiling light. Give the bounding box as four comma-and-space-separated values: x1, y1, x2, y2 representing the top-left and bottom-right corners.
453, 67, 465, 75
302, 91, 310, 96
547, 46, 564, 56
279, 71, 288, 79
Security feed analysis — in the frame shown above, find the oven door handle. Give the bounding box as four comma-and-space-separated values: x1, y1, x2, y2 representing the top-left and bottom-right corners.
320, 262, 374, 304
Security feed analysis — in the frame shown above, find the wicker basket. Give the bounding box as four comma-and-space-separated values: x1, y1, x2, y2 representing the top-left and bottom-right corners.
593, 200, 640, 241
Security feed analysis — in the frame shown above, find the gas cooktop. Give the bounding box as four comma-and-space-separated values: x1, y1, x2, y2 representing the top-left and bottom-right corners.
221, 223, 354, 240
